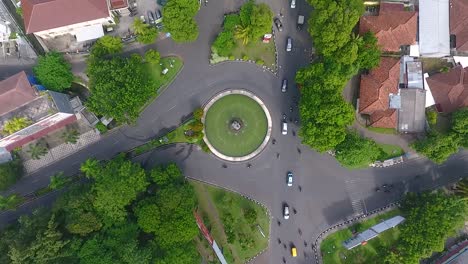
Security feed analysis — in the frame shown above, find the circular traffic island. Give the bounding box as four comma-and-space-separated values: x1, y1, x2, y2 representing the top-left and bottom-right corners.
203, 90, 271, 161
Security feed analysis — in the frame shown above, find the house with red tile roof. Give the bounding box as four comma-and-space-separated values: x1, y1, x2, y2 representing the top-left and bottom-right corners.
359, 57, 400, 128
22, 0, 113, 42
359, 4, 417, 52
425, 65, 468, 113
450, 0, 468, 52
0, 71, 77, 152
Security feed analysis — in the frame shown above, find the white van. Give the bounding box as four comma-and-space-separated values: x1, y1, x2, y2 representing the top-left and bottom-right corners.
291, 0, 296, 8
286, 37, 292, 52
282, 121, 288, 135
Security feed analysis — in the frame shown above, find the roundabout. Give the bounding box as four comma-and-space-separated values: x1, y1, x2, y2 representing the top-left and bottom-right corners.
202, 90, 272, 161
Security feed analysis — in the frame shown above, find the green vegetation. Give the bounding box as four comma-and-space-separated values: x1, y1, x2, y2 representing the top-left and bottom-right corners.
377, 143, 404, 160
0, 158, 23, 191
454, 178, 468, 197
33, 52, 73, 92
192, 180, 269, 263
144, 49, 161, 64
0, 194, 25, 210
2, 117, 32, 135
163, 0, 199, 42
48, 172, 71, 190
27, 141, 48, 160
211, 1, 275, 69
89, 35, 123, 58
297, 0, 380, 152
95, 122, 108, 134
420, 57, 453, 75
204, 94, 268, 157
61, 129, 79, 144
334, 131, 381, 168
321, 210, 401, 264
133, 18, 158, 44
143, 56, 183, 93
366, 126, 397, 135
0, 158, 201, 263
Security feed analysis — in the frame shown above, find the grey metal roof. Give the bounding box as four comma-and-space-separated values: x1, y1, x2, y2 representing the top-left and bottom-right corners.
48, 91, 73, 114
371, 215, 405, 233
398, 89, 427, 133
406, 61, 424, 89
389, 93, 401, 109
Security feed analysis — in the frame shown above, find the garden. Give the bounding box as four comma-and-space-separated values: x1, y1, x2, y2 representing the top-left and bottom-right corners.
210, 0, 276, 71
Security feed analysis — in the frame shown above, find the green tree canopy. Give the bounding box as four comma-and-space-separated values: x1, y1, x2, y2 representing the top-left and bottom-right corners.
0, 159, 22, 191
384, 192, 468, 263
145, 49, 161, 64
412, 132, 460, 164
163, 0, 199, 42
154, 242, 200, 264
133, 19, 158, 44
357, 31, 381, 70
90, 35, 123, 58
213, 31, 236, 56
149, 163, 183, 186
452, 108, 468, 147
81, 155, 149, 224
335, 131, 381, 168
33, 52, 73, 91
86, 54, 156, 123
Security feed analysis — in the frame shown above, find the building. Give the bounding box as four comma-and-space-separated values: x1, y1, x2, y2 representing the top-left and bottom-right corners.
434, 240, 468, 264
22, 0, 113, 42
419, 0, 451, 57
450, 0, 468, 53
359, 57, 400, 128
0, 71, 77, 152
359, 3, 417, 52
425, 65, 468, 113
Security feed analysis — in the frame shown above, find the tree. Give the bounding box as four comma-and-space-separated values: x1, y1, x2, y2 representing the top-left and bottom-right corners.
133, 18, 158, 44
89, 35, 123, 58
48, 172, 70, 190
454, 178, 468, 198
188, 120, 203, 132
235, 24, 252, 45
412, 132, 460, 164
33, 52, 73, 91
307, 0, 364, 57
149, 163, 183, 186
61, 129, 79, 144
193, 107, 204, 120
134, 197, 160, 233
334, 131, 382, 168
243, 207, 258, 224
213, 30, 236, 56
163, 0, 199, 42
2, 117, 32, 135
145, 49, 161, 64
86, 54, 156, 123
0, 159, 23, 191
249, 3, 273, 39
0, 194, 24, 210
357, 31, 381, 70
27, 142, 48, 160
154, 242, 200, 264
81, 155, 148, 224
452, 108, 468, 147
385, 192, 467, 263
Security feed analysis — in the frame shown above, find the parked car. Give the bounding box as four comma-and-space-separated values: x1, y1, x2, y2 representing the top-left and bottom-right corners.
297, 15, 305, 30
283, 204, 290, 219
281, 79, 288, 92
155, 9, 163, 24
140, 15, 146, 23
274, 18, 283, 32
287, 172, 293, 187
147, 10, 155, 24
282, 121, 288, 135
291, 0, 296, 8
291, 246, 297, 257
286, 37, 292, 52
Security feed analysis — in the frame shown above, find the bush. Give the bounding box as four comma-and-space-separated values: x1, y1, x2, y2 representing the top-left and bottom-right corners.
426, 109, 437, 126
199, 140, 210, 153
223, 14, 241, 31
213, 31, 236, 57
229, 55, 235, 60
256, 59, 264, 65
0, 159, 23, 191
0, 194, 25, 210
210, 51, 229, 64
2, 117, 32, 135
193, 108, 204, 120
144, 49, 161, 64
95, 122, 108, 134
242, 55, 249, 61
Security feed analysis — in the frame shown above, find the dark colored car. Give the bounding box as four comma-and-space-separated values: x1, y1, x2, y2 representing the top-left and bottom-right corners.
274, 18, 283, 32
155, 9, 163, 24
147, 10, 155, 24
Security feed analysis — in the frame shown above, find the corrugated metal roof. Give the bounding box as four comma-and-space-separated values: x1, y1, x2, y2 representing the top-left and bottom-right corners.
419, 0, 451, 57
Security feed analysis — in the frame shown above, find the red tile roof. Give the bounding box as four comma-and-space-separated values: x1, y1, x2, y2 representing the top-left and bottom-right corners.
450, 0, 468, 51
22, 0, 110, 34
426, 65, 468, 113
359, 10, 417, 52
359, 57, 400, 128
380, 2, 405, 12
0, 71, 38, 116
110, 0, 128, 9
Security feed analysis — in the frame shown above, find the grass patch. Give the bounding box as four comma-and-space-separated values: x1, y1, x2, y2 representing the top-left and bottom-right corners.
191, 180, 269, 264
144, 56, 183, 93
377, 144, 404, 160
230, 39, 276, 71
321, 209, 401, 264
204, 94, 268, 157
420, 57, 453, 76
366, 126, 397, 135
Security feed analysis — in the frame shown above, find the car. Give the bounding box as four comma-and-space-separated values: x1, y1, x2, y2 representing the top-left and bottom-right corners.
287, 171, 293, 187
140, 15, 146, 23
282, 121, 288, 135
147, 10, 155, 24
155, 9, 163, 24
281, 79, 288, 92
291, 246, 297, 257
286, 37, 292, 52
274, 18, 283, 32
283, 205, 290, 219
291, 0, 296, 8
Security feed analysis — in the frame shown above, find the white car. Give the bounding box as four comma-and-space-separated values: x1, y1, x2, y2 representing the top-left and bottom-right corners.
283, 205, 290, 219
291, 0, 296, 8
287, 172, 293, 187
286, 37, 292, 52
282, 121, 288, 135
281, 79, 288, 92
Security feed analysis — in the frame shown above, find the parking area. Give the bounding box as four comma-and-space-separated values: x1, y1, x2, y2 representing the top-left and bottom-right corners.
111, 0, 164, 37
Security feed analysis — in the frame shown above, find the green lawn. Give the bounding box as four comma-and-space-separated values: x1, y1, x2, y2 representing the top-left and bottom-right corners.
321, 209, 401, 264
204, 94, 268, 157
420, 57, 452, 76
144, 56, 183, 93
230, 39, 276, 71
366, 126, 397, 135
377, 144, 404, 160
191, 180, 270, 264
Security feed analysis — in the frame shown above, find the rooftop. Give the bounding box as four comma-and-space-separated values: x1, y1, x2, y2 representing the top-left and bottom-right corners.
0, 71, 38, 116
398, 89, 426, 133
426, 65, 468, 112
22, 0, 110, 34
450, 0, 468, 52
419, 0, 450, 57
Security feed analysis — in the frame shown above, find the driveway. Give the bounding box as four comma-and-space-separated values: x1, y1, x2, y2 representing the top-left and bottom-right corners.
0, 1, 468, 264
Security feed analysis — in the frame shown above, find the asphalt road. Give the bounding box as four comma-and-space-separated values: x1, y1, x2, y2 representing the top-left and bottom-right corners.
1, 1, 468, 264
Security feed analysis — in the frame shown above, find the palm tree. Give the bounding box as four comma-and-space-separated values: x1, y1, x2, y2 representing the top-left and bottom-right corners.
27, 142, 48, 160
132, 18, 148, 35
235, 25, 252, 45
61, 129, 79, 144
454, 178, 468, 197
